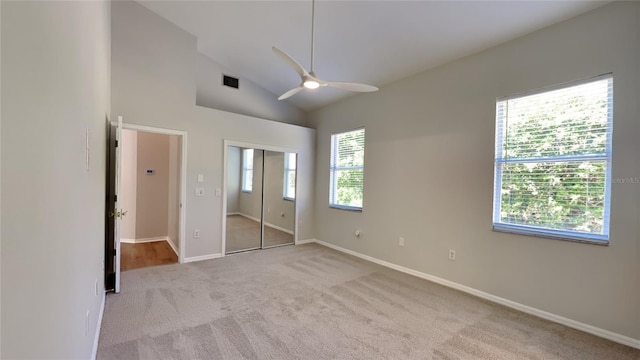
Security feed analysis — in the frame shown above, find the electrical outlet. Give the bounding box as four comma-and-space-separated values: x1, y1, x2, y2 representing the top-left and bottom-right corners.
193, 229, 200, 238
449, 250, 456, 261
399, 237, 405, 247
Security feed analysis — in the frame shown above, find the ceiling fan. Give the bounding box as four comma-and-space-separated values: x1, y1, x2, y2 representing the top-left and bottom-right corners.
273, 0, 379, 101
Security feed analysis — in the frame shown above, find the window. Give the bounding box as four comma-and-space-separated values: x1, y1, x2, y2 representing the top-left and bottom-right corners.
330, 128, 365, 210
242, 149, 254, 192
493, 74, 612, 244
283, 153, 297, 200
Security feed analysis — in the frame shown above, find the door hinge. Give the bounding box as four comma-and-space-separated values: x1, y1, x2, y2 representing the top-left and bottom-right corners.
114, 194, 117, 202
115, 140, 119, 148
113, 248, 117, 256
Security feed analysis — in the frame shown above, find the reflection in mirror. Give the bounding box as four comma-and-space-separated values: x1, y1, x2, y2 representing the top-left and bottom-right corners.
225, 146, 264, 253
263, 151, 296, 248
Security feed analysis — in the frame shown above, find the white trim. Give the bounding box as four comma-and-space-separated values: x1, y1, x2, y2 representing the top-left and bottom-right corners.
121, 236, 168, 244
90, 292, 106, 360
122, 122, 187, 264
295, 238, 316, 245
227, 212, 240, 216
166, 236, 178, 257
312, 239, 640, 350
183, 253, 223, 263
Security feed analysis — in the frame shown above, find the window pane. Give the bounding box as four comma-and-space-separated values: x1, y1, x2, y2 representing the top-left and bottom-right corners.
500, 161, 606, 234
334, 169, 363, 208
501, 80, 610, 159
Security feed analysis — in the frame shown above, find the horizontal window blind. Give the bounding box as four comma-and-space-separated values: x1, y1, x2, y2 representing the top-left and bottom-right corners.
330, 128, 365, 209
494, 75, 612, 242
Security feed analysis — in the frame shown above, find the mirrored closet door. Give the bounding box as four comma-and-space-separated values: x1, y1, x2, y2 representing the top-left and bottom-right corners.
263, 151, 296, 248
225, 146, 296, 254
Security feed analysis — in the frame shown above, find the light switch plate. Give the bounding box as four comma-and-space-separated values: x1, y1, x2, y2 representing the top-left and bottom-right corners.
197, 174, 204, 183
195, 187, 205, 196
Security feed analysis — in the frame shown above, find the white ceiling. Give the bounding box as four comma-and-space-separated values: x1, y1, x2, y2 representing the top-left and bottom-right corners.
138, 0, 607, 112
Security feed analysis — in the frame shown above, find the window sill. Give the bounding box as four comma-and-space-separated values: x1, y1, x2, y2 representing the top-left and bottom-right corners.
241, 190, 252, 194
329, 204, 363, 212
492, 224, 609, 246
283, 197, 295, 202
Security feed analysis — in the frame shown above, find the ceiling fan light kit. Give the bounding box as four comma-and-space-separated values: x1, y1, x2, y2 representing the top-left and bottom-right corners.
273, 0, 378, 100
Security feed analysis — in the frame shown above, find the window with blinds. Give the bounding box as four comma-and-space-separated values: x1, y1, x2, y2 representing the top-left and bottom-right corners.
493, 74, 613, 244
242, 149, 254, 193
330, 128, 365, 210
284, 152, 297, 200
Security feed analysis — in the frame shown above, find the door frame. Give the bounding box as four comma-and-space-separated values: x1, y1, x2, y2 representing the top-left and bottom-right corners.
122, 123, 188, 264
222, 140, 299, 256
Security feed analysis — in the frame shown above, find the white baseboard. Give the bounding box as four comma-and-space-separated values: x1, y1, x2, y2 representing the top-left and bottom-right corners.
91, 292, 106, 360
295, 238, 316, 245
120, 236, 168, 244
166, 236, 178, 257
184, 253, 222, 263
227, 212, 240, 216
313, 239, 640, 350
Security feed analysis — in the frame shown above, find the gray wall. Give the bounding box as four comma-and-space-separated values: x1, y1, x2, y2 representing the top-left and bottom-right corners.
309, 1, 640, 341
196, 53, 308, 127
239, 150, 264, 220
1, 1, 110, 358
263, 151, 295, 232
168, 135, 181, 249
237, 150, 296, 233
135, 132, 170, 239
121, 129, 138, 239
112, 1, 316, 259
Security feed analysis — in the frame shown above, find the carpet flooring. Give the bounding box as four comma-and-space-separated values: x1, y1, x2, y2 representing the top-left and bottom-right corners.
97, 243, 639, 359
225, 214, 294, 253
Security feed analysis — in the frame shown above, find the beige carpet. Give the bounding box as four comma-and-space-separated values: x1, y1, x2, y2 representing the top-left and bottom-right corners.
225, 214, 293, 253
97, 243, 639, 359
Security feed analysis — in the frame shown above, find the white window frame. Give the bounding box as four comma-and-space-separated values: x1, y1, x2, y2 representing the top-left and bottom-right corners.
492, 74, 613, 244
330, 128, 365, 211
283, 152, 296, 201
241, 148, 254, 193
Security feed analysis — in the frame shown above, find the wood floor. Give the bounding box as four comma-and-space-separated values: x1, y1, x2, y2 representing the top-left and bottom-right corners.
121, 241, 178, 271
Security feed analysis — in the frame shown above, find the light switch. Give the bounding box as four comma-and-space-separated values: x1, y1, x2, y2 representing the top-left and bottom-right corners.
195, 188, 205, 196
215, 188, 221, 197
197, 174, 204, 183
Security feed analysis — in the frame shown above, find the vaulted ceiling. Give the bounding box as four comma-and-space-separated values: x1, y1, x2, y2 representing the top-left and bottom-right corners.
138, 1, 608, 111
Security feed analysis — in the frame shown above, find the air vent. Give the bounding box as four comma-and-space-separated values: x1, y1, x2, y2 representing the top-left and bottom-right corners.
222, 75, 239, 89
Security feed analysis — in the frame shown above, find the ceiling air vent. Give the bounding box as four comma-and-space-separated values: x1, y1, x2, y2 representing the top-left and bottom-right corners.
222, 75, 239, 89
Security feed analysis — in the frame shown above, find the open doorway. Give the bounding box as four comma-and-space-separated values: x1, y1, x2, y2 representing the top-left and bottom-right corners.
119, 129, 182, 271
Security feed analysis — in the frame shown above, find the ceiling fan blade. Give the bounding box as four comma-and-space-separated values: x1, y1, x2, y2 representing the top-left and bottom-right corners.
272, 46, 308, 78
325, 81, 379, 92
278, 85, 305, 101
